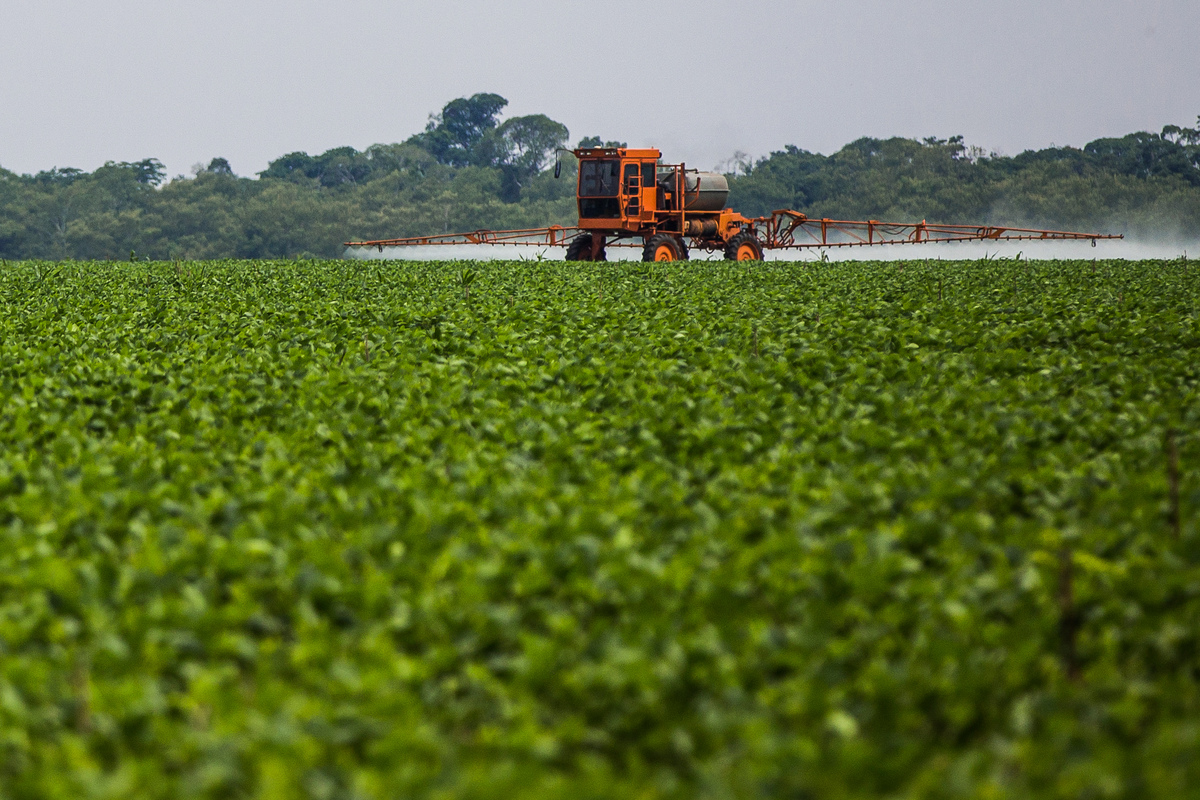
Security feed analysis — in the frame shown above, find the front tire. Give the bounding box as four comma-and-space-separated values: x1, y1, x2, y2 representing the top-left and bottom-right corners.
643, 233, 689, 262
724, 231, 764, 261
565, 233, 607, 261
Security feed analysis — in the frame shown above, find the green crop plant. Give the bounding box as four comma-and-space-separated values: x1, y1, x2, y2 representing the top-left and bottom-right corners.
0, 258, 1197, 799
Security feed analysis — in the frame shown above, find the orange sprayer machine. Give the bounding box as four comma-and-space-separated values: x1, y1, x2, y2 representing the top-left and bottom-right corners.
345, 147, 1121, 260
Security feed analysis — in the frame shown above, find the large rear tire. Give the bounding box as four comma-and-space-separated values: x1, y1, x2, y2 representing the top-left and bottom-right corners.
643, 233, 689, 262
724, 231, 764, 262
565, 233, 607, 261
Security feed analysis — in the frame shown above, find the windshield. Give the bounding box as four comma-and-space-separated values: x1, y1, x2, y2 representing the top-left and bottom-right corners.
579, 159, 620, 197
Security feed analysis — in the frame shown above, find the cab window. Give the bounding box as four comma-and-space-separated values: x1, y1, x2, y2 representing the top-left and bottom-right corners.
642, 163, 656, 187
579, 160, 620, 197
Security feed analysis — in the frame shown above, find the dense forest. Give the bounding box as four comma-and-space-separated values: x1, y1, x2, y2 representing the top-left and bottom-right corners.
2, 94, 1198, 260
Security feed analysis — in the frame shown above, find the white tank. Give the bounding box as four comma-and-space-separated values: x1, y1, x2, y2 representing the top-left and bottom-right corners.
682, 172, 729, 212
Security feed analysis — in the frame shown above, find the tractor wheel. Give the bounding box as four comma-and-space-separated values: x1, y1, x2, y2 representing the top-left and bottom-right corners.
643, 233, 689, 262
565, 233, 606, 261
724, 231, 764, 262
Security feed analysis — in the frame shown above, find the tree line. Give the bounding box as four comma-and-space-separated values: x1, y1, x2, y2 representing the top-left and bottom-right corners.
1, 95, 1197, 260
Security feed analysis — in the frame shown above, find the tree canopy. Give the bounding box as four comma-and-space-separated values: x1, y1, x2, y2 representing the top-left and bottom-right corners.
415, 92, 509, 167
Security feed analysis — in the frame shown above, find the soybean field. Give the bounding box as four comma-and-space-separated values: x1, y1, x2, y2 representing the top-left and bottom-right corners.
0, 257, 1198, 799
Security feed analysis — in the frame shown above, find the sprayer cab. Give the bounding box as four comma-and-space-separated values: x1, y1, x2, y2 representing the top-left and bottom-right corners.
574, 148, 660, 227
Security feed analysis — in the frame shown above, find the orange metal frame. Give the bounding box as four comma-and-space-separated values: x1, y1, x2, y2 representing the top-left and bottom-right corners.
759, 211, 1123, 249
350, 226, 579, 250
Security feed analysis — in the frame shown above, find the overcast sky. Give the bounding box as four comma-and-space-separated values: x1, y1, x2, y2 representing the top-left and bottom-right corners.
3, 0, 1197, 179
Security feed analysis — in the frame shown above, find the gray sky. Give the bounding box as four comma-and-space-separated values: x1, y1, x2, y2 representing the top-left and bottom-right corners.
3, 0, 1197, 179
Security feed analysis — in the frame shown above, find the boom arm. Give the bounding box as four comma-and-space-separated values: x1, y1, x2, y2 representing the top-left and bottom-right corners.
761, 211, 1123, 249
345, 211, 1121, 252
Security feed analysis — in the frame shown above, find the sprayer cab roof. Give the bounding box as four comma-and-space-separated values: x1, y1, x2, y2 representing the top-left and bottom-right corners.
573, 147, 662, 160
